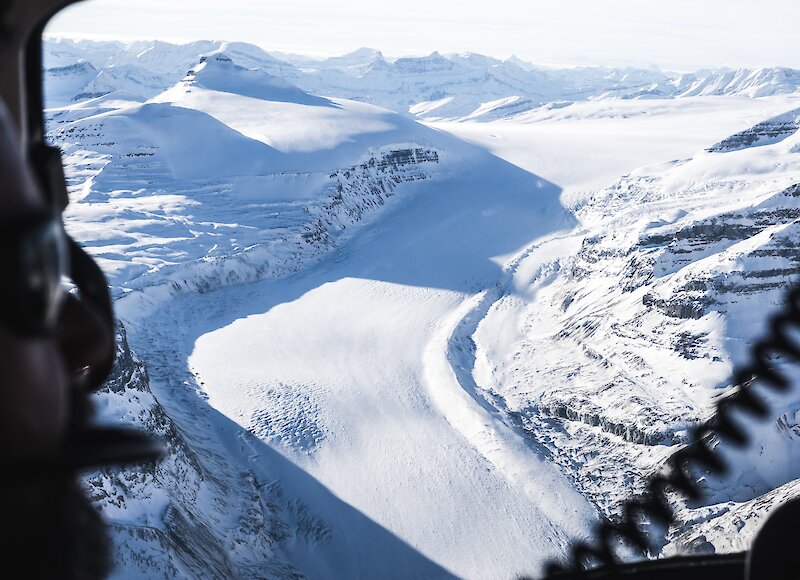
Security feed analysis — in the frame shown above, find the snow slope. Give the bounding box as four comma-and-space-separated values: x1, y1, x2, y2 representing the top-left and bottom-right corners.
166, 96, 800, 575
52, 51, 472, 309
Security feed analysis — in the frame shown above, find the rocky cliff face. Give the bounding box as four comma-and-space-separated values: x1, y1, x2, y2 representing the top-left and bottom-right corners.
465, 108, 800, 545
302, 148, 440, 246
707, 108, 800, 152
86, 323, 305, 578
85, 322, 209, 577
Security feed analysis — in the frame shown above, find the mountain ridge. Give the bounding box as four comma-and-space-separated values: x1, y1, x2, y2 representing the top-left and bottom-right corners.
44, 38, 800, 121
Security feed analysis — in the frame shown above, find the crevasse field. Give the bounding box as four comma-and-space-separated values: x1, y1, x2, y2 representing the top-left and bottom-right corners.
45, 38, 800, 578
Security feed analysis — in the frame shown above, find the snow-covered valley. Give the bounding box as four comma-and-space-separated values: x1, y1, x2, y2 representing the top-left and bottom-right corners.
44, 38, 800, 578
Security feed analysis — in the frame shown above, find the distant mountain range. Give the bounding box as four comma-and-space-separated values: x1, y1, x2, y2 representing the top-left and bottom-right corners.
44, 38, 800, 121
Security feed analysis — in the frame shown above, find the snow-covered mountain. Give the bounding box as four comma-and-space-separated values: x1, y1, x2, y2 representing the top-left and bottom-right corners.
51, 48, 604, 577
461, 104, 800, 555
52, 50, 471, 304
44, 38, 800, 121
44, 38, 306, 108
45, 36, 800, 577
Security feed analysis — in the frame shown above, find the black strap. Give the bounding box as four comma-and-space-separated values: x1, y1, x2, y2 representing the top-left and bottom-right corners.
545, 284, 800, 577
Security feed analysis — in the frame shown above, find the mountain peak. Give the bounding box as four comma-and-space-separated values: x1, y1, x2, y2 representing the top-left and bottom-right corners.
343, 47, 382, 58
322, 47, 385, 68
165, 51, 329, 106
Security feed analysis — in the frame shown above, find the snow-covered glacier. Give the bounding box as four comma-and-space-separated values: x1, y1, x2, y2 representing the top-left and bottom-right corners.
45, 37, 800, 578
52, 46, 598, 578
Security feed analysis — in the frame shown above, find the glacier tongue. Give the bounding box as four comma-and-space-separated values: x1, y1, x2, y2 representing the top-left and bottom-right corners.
177, 147, 597, 579
56, 48, 603, 577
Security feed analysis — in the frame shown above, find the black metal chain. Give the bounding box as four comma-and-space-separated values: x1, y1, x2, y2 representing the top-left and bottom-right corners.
543, 283, 800, 578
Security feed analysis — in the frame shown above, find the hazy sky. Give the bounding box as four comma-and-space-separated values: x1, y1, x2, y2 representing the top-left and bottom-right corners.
47, 0, 797, 71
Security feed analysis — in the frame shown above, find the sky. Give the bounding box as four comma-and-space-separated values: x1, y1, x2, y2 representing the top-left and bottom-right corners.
47, 0, 797, 71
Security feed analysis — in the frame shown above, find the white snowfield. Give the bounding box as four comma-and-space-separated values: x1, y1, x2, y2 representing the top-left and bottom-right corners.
45, 37, 800, 579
